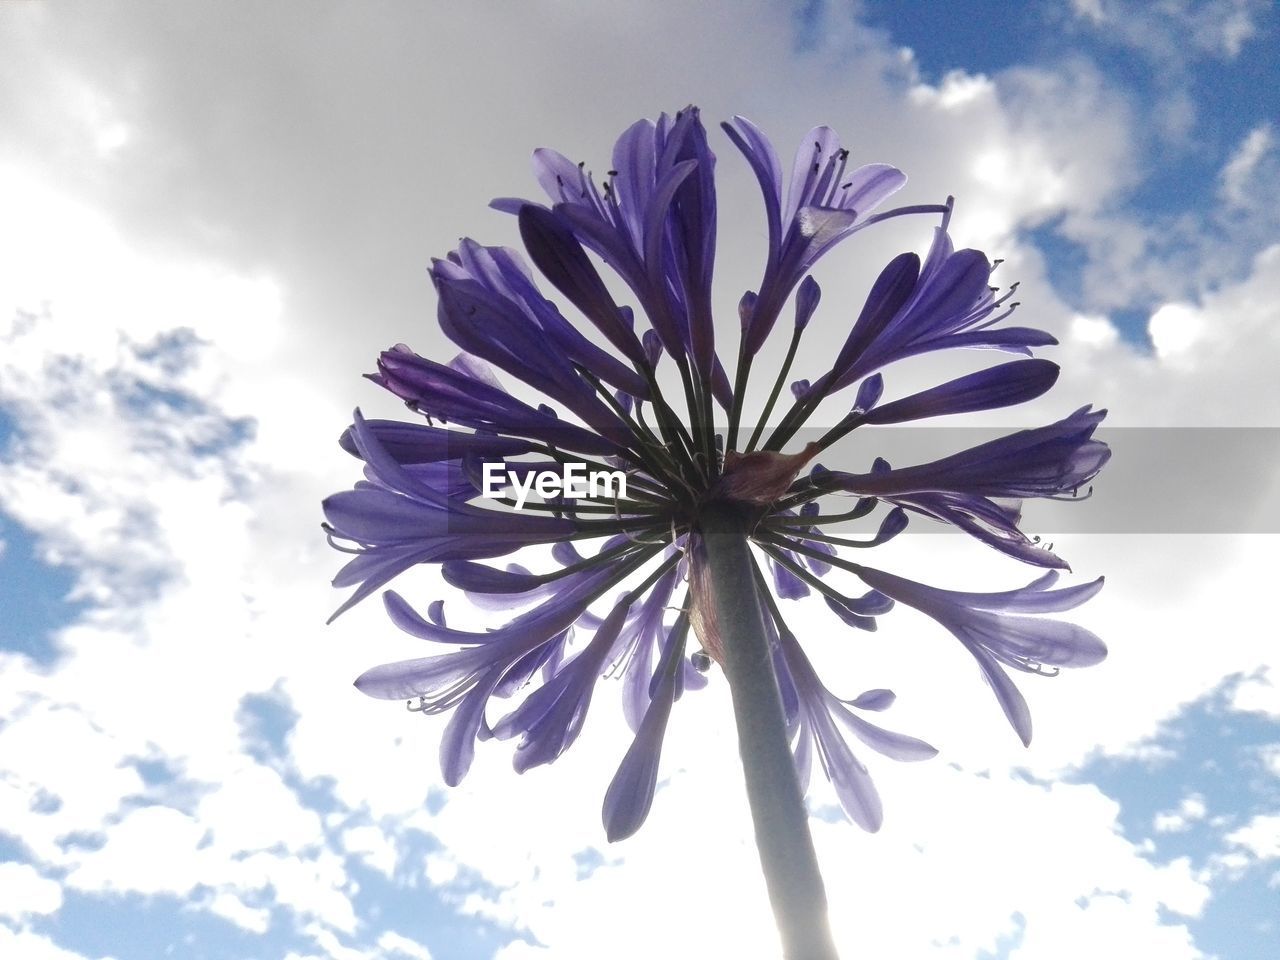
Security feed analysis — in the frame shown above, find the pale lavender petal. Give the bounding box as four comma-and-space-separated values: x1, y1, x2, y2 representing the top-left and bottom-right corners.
970, 645, 1033, 746
602, 620, 684, 841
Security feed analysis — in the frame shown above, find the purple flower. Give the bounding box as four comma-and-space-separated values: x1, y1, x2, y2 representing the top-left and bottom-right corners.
850, 567, 1107, 746
325, 107, 1109, 839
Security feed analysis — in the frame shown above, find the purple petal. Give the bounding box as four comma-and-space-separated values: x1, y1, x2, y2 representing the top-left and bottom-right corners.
496, 599, 631, 773
339, 420, 534, 464
517, 206, 648, 367
832, 708, 938, 762
769, 555, 811, 600
824, 595, 878, 631
863, 359, 1060, 425
440, 666, 504, 786
969, 645, 1033, 746
847, 688, 895, 711
602, 619, 685, 841
794, 275, 821, 330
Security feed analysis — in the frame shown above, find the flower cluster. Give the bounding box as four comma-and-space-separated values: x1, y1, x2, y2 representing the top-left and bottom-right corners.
324, 108, 1109, 840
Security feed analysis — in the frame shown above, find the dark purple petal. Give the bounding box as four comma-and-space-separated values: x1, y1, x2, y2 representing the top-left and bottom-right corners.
852, 374, 884, 414
721, 116, 784, 252
826, 407, 1110, 499
374, 347, 620, 455
824, 595, 878, 631
803, 536, 836, 576
339, 420, 535, 464
910, 325, 1058, 353
794, 275, 821, 330
820, 252, 920, 388
517, 206, 648, 367
381, 554, 635, 648
667, 108, 718, 378
466, 242, 651, 398
862, 359, 1060, 425
892, 490, 1069, 568
769, 554, 811, 600
711, 354, 734, 410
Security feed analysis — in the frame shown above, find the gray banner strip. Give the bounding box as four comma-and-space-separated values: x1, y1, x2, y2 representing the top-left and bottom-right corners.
796, 427, 1280, 534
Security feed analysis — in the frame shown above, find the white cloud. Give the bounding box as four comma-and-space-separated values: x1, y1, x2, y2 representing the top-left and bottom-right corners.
1225, 814, 1280, 860
1232, 667, 1280, 717
342, 823, 398, 877
908, 68, 996, 110
1260, 745, 1280, 778
1067, 0, 1267, 61
377, 931, 433, 960
196, 764, 325, 854
1154, 794, 1209, 833
0, 862, 63, 920
1070, 0, 1107, 24
1221, 122, 1275, 207
205, 891, 272, 935
0, 927, 92, 960
1, 2, 1278, 958
1069, 312, 1120, 348
1148, 302, 1205, 361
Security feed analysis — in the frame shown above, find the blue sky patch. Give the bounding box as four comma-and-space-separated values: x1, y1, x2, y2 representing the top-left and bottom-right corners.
0, 510, 84, 666
1070, 675, 1280, 960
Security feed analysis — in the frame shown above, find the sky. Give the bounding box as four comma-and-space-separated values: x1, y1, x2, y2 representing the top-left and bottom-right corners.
1, 1, 1278, 958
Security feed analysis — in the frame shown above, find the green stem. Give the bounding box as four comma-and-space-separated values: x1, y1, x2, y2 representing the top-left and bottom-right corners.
745, 322, 805, 454
698, 501, 839, 960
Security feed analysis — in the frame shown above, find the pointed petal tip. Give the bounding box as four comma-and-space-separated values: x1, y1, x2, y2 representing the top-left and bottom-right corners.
604, 818, 639, 844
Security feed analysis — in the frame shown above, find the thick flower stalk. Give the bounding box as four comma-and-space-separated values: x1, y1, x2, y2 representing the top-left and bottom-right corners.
324, 107, 1108, 959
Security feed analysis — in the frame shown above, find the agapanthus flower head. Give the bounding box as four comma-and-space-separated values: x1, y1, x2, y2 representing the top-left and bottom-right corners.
324, 106, 1109, 840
